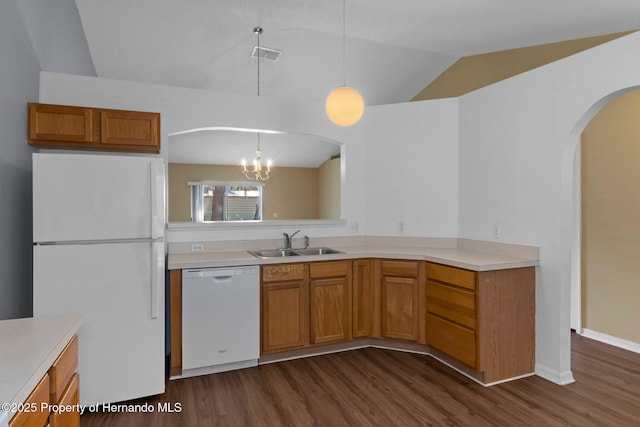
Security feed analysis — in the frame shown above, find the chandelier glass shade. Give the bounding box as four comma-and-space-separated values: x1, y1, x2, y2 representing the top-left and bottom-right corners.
241, 135, 271, 181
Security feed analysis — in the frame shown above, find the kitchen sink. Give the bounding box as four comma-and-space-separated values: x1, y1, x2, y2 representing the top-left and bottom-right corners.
292, 247, 343, 256
248, 249, 300, 258
248, 247, 343, 259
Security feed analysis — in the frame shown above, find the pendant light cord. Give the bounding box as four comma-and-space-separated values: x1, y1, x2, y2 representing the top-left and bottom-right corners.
254, 27, 262, 151
342, 0, 346, 86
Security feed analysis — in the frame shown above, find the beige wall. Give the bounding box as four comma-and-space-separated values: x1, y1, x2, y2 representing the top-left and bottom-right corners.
168, 163, 339, 221
581, 89, 640, 343
318, 157, 340, 219
413, 32, 633, 101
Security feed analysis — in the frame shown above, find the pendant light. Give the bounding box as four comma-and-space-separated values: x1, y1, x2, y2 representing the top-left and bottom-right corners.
241, 27, 272, 181
326, 0, 364, 126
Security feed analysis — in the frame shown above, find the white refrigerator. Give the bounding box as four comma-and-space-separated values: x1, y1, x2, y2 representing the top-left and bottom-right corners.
32, 152, 166, 406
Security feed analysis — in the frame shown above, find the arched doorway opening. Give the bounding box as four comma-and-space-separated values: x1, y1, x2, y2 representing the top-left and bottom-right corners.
566, 87, 640, 354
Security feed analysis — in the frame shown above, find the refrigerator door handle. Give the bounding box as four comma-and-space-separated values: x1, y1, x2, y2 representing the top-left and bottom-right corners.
151, 241, 163, 319
150, 161, 165, 240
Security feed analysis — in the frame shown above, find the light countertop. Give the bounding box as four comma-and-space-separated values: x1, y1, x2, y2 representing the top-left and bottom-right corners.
0, 314, 82, 427
169, 244, 539, 272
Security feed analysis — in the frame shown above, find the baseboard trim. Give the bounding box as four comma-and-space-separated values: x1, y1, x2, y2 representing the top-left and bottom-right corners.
581, 329, 640, 354
170, 359, 258, 380
535, 363, 575, 385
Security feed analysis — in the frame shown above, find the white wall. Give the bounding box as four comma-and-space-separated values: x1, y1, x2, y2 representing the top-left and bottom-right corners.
458, 31, 640, 383
38, 72, 366, 242
0, 0, 40, 319
363, 99, 459, 237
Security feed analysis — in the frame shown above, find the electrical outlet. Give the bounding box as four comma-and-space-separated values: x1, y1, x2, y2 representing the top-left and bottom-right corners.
492, 224, 500, 239
398, 221, 405, 234
191, 243, 204, 252
349, 221, 359, 233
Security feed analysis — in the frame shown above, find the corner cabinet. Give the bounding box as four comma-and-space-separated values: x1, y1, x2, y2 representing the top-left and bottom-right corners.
28, 103, 160, 153
425, 262, 535, 383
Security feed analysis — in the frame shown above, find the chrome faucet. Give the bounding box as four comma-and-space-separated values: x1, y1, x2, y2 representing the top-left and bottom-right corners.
283, 230, 301, 249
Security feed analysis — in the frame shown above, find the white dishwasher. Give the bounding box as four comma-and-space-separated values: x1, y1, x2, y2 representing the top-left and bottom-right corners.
181, 265, 260, 378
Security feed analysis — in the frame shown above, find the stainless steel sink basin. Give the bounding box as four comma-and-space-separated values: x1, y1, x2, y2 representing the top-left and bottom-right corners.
248, 247, 343, 259
248, 249, 300, 259
292, 247, 344, 256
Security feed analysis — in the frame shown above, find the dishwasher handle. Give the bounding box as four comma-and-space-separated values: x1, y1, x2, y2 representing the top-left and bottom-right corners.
182, 266, 259, 281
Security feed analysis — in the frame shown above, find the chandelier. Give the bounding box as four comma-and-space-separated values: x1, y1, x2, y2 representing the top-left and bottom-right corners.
241, 27, 272, 181
241, 133, 271, 181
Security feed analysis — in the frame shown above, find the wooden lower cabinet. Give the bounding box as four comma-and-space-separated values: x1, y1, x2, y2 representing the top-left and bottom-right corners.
261, 264, 309, 353
9, 374, 50, 427
380, 260, 423, 341
352, 259, 373, 338
309, 261, 352, 344
170, 256, 535, 385
9, 335, 79, 427
49, 374, 80, 427
425, 262, 535, 383
381, 276, 418, 341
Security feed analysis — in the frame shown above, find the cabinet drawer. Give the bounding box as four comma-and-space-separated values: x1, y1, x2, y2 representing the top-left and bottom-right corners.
49, 335, 78, 404
49, 373, 80, 427
9, 373, 50, 427
381, 260, 419, 278
426, 263, 476, 290
426, 313, 476, 369
309, 260, 350, 279
262, 264, 306, 282
426, 282, 476, 329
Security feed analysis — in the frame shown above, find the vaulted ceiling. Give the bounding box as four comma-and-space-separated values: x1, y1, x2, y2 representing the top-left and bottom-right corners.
71, 0, 640, 106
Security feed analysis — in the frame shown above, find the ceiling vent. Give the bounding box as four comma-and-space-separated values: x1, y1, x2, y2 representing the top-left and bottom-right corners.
252, 46, 281, 62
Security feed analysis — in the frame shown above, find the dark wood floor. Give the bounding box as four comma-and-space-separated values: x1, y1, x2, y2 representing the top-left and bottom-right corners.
81, 333, 640, 426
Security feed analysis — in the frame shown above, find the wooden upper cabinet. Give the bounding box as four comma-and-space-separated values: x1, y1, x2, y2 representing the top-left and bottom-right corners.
100, 109, 159, 150
28, 103, 96, 143
28, 103, 160, 153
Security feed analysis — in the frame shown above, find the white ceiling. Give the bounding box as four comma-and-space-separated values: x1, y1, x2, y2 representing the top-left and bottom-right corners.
74, 0, 640, 106
70, 0, 640, 166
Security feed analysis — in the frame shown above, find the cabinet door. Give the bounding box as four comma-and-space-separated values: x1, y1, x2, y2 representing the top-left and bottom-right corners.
100, 109, 160, 152
310, 277, 351, 344
49, 373, 80, 427
381, 276, 418, 341
261, 280, 308, 353
352, 259, 373, 338
28, 103, 96, 144
8, 374, 49, 427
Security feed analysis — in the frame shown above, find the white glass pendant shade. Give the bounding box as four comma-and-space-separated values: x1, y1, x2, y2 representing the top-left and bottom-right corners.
325, 86, 364, 126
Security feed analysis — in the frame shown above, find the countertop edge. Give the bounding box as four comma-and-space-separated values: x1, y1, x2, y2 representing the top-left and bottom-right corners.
0, 314, 82, 427
168, 247, 539, 272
